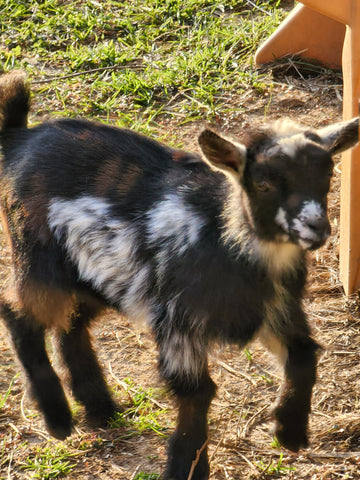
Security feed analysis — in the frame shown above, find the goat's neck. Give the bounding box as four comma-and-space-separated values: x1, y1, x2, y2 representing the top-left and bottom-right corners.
220, 187, 303, 276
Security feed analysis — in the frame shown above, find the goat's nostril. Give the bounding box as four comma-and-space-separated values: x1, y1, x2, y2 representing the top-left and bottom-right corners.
307, 222, 320, 232
306, 218, 330, 236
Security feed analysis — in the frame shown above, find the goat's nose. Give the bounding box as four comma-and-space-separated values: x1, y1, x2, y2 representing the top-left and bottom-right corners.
306, 217, 330, 238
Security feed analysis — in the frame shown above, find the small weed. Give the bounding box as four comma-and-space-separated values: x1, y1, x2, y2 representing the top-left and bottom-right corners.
0, 374, 19, 410
134, 472, 160, 480
244, 348, 253, 362
255, 453, 295, 476
270, 437, 281, 449
259, 373, 274, 385
21, 445, 77, 479
110, 380, 169, 437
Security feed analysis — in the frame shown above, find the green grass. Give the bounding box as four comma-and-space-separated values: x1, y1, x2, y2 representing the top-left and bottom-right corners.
110, 379, 170, 437
255, 453, 296, 476
134, 472, 160, 480
21, 445, 78, 479
0, 374, 19, 410
0, 0, 285, 136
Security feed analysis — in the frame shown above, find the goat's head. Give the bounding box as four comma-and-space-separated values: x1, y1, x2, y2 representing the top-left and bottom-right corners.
199, 117, 359, 250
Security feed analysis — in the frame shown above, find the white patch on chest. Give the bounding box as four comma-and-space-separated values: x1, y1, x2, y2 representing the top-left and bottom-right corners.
255, 240, 302, 363
47, 196, 152, 323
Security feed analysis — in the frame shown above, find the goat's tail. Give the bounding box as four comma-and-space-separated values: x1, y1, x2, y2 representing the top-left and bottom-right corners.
0, 71, 30, 132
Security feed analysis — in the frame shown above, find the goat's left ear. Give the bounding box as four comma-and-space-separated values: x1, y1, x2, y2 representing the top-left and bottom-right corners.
316, 117, 359, 155
198, 129, 247, 176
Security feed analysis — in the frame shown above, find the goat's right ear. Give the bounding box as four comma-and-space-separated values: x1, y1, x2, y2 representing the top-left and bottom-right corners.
198, 129, 247, 176
316, 117, 359, 155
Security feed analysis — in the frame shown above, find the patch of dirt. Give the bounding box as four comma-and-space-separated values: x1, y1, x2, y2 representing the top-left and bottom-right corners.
1, 67, 360, 480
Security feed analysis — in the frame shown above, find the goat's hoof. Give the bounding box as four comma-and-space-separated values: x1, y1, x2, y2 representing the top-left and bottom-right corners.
85, 402, 123, 428
273, 422, 308, 452
44, 407, 73, 440
47, 421, 73, 440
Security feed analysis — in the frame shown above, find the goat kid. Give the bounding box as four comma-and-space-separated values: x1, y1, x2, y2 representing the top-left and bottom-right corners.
0, 71, 358, 480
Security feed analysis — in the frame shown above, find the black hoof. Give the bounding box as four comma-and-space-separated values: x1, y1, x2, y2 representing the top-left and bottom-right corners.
85, 400, 121, 428
47, 422, 73, 440
273, 421, 308, 452
42, 400, 73, 440
45, 412, 73, 440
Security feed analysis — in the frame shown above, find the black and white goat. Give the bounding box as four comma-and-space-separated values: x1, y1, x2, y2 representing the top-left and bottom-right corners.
0, 71, 358, 480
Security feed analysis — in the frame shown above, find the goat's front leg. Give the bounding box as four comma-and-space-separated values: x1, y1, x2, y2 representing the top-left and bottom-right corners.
273, 335, 319, 451
156, 326, 216, 480
260, 305, 319, 453
164, 373, 216, 480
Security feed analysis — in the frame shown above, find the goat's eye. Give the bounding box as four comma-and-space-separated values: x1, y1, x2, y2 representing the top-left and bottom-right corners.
254, 181, 271, 192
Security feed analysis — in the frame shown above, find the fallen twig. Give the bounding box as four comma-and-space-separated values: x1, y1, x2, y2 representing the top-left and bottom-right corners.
187, 439, 209, 480
217, 359, 257, 386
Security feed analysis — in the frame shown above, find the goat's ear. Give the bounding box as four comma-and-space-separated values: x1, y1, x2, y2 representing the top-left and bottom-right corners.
198, 129, 247, 175
316, 117, 359, 155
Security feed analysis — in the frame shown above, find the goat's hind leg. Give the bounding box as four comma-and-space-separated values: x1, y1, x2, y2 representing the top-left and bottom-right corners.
56, 301, 118, 427
1, 303, 72, 439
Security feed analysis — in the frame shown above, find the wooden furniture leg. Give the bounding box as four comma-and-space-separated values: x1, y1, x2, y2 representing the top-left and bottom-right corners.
254, 4, 345, 70
339, 18, 360, 294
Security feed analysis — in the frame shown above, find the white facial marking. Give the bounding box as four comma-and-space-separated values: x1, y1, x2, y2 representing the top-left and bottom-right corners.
267, 133, 309, 159
48, 196, 153, 322
299, 200, 324, 220
292, 200, 327, 245
275, 207, 289, 233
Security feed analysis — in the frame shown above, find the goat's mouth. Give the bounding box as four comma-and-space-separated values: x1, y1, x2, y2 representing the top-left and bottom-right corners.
276, 230, 329, 250
296, 235, 328, 250
289, 225, 330, 251
275, 203, 330, 251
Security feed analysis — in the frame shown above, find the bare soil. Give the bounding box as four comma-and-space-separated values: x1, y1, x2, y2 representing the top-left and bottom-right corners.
1, 67, 360, 479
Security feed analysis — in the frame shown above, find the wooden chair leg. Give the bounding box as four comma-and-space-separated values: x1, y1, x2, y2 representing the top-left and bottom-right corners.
255, 4, 345, 69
